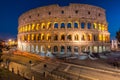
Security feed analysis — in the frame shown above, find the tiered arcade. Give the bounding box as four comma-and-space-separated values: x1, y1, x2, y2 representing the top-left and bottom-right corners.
18, 4, 110, 55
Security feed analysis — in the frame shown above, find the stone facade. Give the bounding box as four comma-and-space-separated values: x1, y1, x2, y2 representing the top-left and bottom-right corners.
17, 4, 110, 55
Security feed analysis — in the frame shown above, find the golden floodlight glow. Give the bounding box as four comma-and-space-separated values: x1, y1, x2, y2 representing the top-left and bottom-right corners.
18, 4, 110, 54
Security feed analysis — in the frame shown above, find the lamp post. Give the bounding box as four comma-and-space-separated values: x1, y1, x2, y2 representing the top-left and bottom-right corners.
43, 64, 47, 78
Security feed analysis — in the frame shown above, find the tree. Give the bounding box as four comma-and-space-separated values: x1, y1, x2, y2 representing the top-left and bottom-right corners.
116, 29, 120, 42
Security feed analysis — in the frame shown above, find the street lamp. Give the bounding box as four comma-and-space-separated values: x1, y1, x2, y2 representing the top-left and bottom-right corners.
43, 64, 47, 78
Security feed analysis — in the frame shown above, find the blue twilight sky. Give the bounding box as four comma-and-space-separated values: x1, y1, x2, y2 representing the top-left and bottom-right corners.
0, 0, 120, 40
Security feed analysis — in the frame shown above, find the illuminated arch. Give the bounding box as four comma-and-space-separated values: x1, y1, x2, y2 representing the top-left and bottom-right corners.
54, 34, 58, 41
28, 34, 30, 41
54, 46, 58, 52
81, 33, 86, 41
101, 25, 105, 31
67, 34, 72, 41
36, 23, 40, 30
61, 34, 65, 41
93, 23, 97, 29
47, 22, 52, 29
47, 34, 51, 41
88, 34, 92, 41
31, 34, 35, 41
98, 24, 102, 30
41, 23, 45, 29
41, 33, 45, 40
74, 34, 79, 40
32, 23, 35, 31
99, 34, 102, 41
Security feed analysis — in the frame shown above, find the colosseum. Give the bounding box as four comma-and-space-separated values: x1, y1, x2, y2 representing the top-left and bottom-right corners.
18, 3, 110, 57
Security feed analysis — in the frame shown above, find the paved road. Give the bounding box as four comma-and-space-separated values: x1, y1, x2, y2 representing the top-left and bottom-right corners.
2, 53, 120, 80
61, 62, 120, 80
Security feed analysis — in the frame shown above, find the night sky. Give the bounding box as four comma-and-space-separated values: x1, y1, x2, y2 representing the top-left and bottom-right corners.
0, 0, 120, 40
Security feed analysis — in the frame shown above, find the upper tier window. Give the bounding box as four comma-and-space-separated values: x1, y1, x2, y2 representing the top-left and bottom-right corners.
75, 10, 78, 14
88, 11, 90, 15
48, 12, 51, 15
74, 22, 78, 28
81, 22, 85, 29
61, 23, 65, 28
54, 23, 58, 28
87, 23, 91, 29
61, 10, 64, 14
67, 23, 71, 28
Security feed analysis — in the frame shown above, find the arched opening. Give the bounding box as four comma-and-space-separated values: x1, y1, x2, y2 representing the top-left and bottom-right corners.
47, 46, 51, 52
47, 22, 52, 29
54, 46, 58, 52
105, 35, 109, 43
32, 23, 35, 31
41, 23, 45, 29
87, 23, 91, 29
93, 46, 98, 53
101, 25, 104, 31
61, 46, 65, 52
93, 34, 98, 41
24, 35, 27, 41
28, 24, 31, 31
98, 24, 101, 30
54, 23, 58, 28
67, 35, 72, 41
41, 45, 45, 53
74, 34, 79, 41
93, 23, 97, 29
54, 34, 58, 41
47, 35, 51, 41
67, 46, 72, 52
36, 24, 40, 30
35, 45, 39, 53
36, 34, 39, 41
81, 22, 85, 29
103, 46, 106, 52
61, 34, 65, 41
41, 34, 45, 40
31, 45, 35, 53
31, 34, 35, 41
67, 23, 71, 28
99, 34, 102, 41
61, 23, 65, 28
88, 34, 92, 41
81, 46, 87, 52
99, 46, 102, 53
81, 34, 85, 41
88, 34, 90, 41
28, 34, 30, 41
38, 34, 41, 41
74, 22, 78, 28
25, 26, 28, 32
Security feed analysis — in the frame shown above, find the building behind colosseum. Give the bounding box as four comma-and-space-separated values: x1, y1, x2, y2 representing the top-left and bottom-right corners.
17, 3, 110, 57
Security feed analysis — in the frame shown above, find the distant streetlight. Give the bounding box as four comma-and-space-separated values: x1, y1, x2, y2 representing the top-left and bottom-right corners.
8, 39, 12, 42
